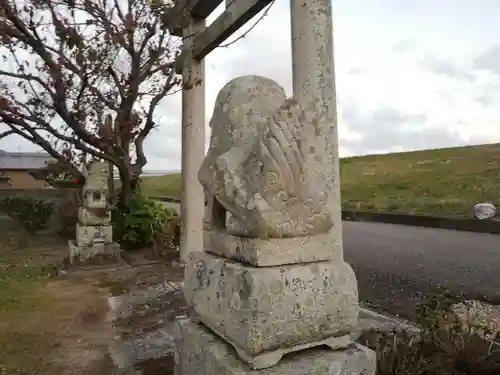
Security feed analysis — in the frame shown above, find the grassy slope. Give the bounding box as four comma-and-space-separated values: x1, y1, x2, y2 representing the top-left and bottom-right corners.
141, 172, 182, 199
140, 143, 500, 217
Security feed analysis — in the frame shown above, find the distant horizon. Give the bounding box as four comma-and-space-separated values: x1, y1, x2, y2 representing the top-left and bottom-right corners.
141, 169, 180, 176
5, 142, 499, 178
141, 142, 500, 175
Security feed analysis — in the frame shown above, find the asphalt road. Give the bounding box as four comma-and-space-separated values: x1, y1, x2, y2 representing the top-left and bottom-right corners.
344, 221, 500, 319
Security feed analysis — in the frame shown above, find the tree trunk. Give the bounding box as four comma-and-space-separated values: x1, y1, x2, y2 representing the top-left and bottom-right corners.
117, 167, 141, 210
108, 162, 116, 199
118, 169, 133, 209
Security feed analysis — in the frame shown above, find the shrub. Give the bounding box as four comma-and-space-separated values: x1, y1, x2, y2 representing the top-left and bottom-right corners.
416, 293, 500, 375
360, 292, 500, 375
151, 214, 180, 258
111, 193, 179, 251
0, 196, 54, 234
415, 291, 460, 332
57, 192, 80, 236
360, 329, 429, 375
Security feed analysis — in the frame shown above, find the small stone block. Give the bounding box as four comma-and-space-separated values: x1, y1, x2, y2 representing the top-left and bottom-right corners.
175, 318, 376, 374
206, 228, 333, 266
76, 223, 112, 246
78, 206, 111, 225
184, 251, 358, 365
83, 191, 108, 209
69, 240, 121, 264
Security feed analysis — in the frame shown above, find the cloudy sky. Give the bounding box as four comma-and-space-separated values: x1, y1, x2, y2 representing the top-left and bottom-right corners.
2, 0, 500, 171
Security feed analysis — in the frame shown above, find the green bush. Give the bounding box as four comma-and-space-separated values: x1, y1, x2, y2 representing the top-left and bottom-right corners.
111, 193, 179, 250
0, 196, 54, 234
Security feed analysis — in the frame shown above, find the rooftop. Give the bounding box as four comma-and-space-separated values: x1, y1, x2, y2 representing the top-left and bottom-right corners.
0, 151, 54, 170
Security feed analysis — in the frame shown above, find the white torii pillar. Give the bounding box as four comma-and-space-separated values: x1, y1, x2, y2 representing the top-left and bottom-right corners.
180, 18, 206, 262
290, 0, 343, 256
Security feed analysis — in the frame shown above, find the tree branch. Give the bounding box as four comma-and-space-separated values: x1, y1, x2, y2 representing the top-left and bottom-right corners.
0, 119, 84, 179
0, 0, 181, 204
134, 67, 177, 169
4, 9, 107, 151
0, 129, 18, 140
0, 101, 119, 165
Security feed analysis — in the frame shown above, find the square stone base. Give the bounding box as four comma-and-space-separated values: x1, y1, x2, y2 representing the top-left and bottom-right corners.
69, 240, 121, 265
175, 319, 376, 375
76, 223, 112, 247
184, 251, 359, 365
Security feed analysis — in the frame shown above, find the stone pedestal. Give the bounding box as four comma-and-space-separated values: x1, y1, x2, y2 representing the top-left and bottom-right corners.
70, 221, 119, 264
185, 251, 359, 369
69, 240, 121, 264
175, 319, 376, 375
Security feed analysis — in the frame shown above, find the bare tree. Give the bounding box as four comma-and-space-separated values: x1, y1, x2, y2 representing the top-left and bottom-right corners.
0, 0, 181, 207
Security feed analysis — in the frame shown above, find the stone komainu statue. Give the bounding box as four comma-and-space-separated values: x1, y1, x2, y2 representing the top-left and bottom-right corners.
199, 75, 333, 239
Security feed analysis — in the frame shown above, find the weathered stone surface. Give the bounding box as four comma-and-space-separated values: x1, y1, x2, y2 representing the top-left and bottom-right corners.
205, 228, 332, 266
77, 206, 111, 226
175, 318, 376, 374
69, 161, 115, 264
473, 203, 496, 220
82, 161, 109, 194
83, 190, 108, 209
199, 75, 332, 238
356, 309, 418, 338
184, 251, 358, 367
76, 222, 112, 246
108, 281, 184, 321
82, 162, 109, 209
290, 0, 344, 258
68, 240, 120, 264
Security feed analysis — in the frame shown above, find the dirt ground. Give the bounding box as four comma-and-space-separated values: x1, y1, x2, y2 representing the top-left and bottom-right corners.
0, 224, 183, 375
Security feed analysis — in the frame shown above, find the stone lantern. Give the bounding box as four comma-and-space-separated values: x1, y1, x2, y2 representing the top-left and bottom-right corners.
69, 161, 120, 264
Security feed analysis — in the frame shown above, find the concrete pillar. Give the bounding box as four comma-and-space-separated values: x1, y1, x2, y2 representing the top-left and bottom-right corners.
180, 18, 206, 262
290, 0, 343, 256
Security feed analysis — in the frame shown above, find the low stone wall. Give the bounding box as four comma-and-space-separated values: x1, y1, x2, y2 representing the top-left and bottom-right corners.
150, 196, 500, 235
342, 209, 500, 235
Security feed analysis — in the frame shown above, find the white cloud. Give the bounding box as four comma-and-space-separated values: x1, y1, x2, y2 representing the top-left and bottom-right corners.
2, 0, 500, 170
